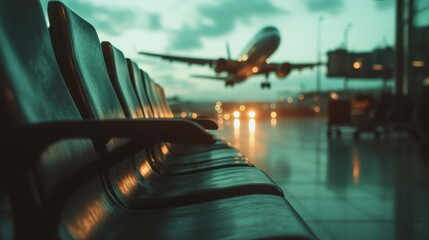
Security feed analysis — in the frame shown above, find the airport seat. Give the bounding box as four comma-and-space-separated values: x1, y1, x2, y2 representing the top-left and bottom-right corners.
101, 42, 252, 175
0, 0, 210, 237
48, 0, 285, 205
0, 0, 316, 239
137, 67, 234, 156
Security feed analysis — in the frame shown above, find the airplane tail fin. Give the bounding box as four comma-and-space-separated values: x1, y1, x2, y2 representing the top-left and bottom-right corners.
226, 42, 232, 60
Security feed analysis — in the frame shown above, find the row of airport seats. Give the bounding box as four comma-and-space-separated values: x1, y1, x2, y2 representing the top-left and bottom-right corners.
0, 0, 316, 239
327, 91, 427, 140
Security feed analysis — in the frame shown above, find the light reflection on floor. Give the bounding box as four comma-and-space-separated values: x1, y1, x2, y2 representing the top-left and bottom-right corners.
217, 117, 429, 240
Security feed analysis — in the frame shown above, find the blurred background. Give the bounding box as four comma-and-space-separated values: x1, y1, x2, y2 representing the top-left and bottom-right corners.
40, 0, 429, 239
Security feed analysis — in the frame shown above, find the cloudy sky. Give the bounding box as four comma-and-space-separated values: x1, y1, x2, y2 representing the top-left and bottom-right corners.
40, 0, 397, 101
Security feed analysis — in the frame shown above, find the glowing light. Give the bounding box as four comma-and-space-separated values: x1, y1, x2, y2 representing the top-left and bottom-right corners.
249, 119, 256, 133
216, 101, 222, 107
224, 113, 230, 120
180, 112, 187, 118
161, 144, 169, 155
287, 97, 293, 103
372, 64, 383, 70
234, 119, 240, 129
270, 103, 276, 109
298, 94, 305, 100
278, 96, 286, 102
412, 60, 425, 67
233, 119, 240, 148
241, 54, 248, 61
217, 108, 223, 114
214, 105, 221, 111
239, 105, 246, 111
330, 92, 339, 100
271, 118, 277, 127
314, 106, 321, 113
266, 59, 271, 64
233, 111, 240, 118
191, 113, 198, 119
425, 77, 429, 86
353, 60, 362, 69
252, 66, 259, 73
118, 174, 138, 197
352, 149, 360, 185
270, 111, 277, 118
248, 111, 256, 118
68, 198, 106, 239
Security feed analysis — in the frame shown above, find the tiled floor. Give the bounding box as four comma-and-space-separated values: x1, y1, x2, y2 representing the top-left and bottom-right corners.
217, 117, 429, 240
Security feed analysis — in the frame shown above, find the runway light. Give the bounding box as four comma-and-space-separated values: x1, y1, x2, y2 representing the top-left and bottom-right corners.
266, 59, 271, 64
217, 108, 223, 113
214, 105, 221, 111
249, 119, 256, 133
248, 111, 256, 118
353, 60, 362, 69
239, 105, 246, 111
234, 119, 240, 129
252, 67, 259, 73
180, 112, 187, 118
233, 111, 240, 118
224, 113, 230, 120
313, 106, 321, 113
216, 101, 222, 107
242, 54, 248, 61
270, 111, 277, 118
191, 113, 198, 119
330, 92, 339, 100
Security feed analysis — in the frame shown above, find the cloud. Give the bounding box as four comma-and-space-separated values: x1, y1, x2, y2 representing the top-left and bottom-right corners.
373, 0, 395, 11
148, 13, 162, 31
45, 0, 161, 36
169, 25, 203, 50
303, 0, 345, 14
168, 0, 286, 51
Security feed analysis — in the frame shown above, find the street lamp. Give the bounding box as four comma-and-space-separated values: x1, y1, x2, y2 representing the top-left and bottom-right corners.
343, 23, 352, 90
316, 16, 324, 94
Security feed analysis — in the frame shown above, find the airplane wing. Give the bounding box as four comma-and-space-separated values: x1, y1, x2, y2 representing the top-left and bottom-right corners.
139, 51, 215, 67
290, 62, 323, 70
189, 74, 229, 81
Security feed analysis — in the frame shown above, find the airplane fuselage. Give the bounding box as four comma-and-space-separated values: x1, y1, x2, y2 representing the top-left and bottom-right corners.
230, 26, 281, 82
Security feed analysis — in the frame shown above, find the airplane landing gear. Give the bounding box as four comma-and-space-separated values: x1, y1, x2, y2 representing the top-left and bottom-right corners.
261, 74, 271, 89
261, 82, 271, 89
225, 82, 234, 88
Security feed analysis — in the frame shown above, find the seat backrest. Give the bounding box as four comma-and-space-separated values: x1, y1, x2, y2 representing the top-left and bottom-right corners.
153, 83, 174, 118
141, 71, 166, 118
126, 59, 154, 118
0, 0, 96, 236
101, 42, 144, 119
48, 1, 125, 121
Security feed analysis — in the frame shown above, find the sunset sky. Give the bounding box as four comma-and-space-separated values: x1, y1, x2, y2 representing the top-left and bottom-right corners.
40, 0, 399, 101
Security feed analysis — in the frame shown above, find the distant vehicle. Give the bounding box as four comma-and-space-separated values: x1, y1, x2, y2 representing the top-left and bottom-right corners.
139, 26, 321, 89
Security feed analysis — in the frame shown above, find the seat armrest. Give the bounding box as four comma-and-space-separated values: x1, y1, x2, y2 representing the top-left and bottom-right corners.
189, 118, 218, 130
2, 118, 215, 151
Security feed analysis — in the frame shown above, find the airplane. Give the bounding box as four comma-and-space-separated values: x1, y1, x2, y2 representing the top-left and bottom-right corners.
139, 26, 321, 89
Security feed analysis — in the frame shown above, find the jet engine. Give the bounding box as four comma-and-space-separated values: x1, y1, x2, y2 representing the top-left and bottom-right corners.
276, 63, 292, 78
214, 58, 228, 73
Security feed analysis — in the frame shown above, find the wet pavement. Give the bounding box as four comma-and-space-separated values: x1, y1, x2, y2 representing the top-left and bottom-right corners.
217, 117, 429, 240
